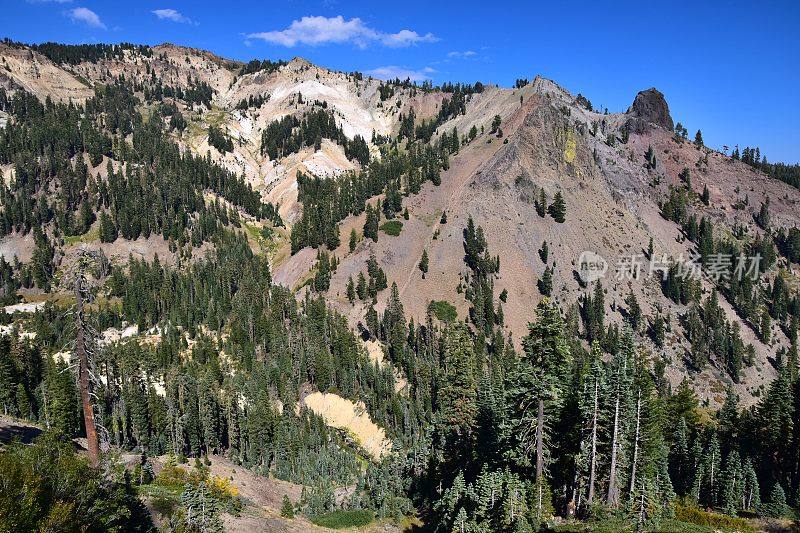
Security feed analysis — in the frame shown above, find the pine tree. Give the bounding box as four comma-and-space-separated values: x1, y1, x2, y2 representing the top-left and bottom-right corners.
346, 276, 356, 304
31, 227, 55, 291
180, 481, 223, 532
419, 249, 429, 278
356, 271, 367, 300
701, 185, 710, 205
700, 432, 722, 507
694, 130, 704, 147
538, 241, 548, 264
651, 314, 665, 348
548, 192, 566, 223
364, 204, 379, 242
537, 266, 553, 296
717, 388, 739, 454
760, 308, 771, 343
756, 199, 771, 230
536, 189, 547, 218
505, 298, 571, 518
741, 458, 761, 511
605, 331, 634, 508
0, 346, 15, 416
580, 342, 605, 506
756, 366, 794, 482
761, 483, 788, 518
625, 290, 642, 331
349, 228, 357, 252
720, 452, 743, 516
490, 115, 502, 134
99, 211, 117, 243
645, 145, 657, 169
438, 323, 478, 473
281, 495, 295, 518
669, 417, 692, 497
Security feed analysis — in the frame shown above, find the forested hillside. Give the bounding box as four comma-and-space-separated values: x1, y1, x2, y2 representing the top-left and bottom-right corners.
1, 40, 800, 532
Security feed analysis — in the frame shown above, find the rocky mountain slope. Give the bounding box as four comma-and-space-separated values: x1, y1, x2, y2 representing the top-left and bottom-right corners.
1, 39, 799, 411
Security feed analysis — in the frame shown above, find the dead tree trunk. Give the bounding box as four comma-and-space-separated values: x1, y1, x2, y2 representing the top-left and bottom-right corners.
535, 398, 544, 480
629, 389, 642, 499
587, 378, 599, 504
535, 397, 545, 518
76, 275, 100, 466
606, 393, 620, 507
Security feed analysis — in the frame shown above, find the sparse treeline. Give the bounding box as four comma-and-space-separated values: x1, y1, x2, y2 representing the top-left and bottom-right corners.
289, 140, 447, 253
0, 84, 280, 249
658, 168, 800, 383
238, 58, 288, 76
733, 145, 800, 190
260, 107, 369, 165
288, 88, 479, 254
10, 40, 153, 65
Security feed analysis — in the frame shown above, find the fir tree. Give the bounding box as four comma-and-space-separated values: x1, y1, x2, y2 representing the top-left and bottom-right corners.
761, 483, 788, 518
281, 495, 295, 518
537, 266, 553, 296
364, 204, 379, 242
438, 322, 478, 474
548, 192, 566, 223
694, 130, 704, 147
419, 249, 429, 278
505, 298, 571, 518
346, 276, 356, 304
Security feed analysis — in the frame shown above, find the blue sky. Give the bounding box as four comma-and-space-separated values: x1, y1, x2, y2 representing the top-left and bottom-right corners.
3, 0, 799, 163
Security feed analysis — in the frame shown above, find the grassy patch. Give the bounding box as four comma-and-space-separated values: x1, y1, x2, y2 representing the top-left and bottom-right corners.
309, 509, 374, 529
136, 483, 183, 500
428, 300, 457, 323
552, 517, 719, 532
243, 222, 285, 257
205, 107, 228, 128
380, 220, 403, 236
419, 210, 441, 227
675, 504, 755, 531
63, 227, 100, 246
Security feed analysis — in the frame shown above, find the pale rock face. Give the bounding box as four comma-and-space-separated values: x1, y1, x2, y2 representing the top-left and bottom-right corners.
302, 391, 391, 461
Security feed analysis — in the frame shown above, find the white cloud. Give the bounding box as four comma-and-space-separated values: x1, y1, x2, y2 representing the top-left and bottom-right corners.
152, 9, 194, 24
65, 7, 106, 29
379, 29, 437, 48
247, 16, 437, 48
447, 50, 477, 58
366, 65, 435, 82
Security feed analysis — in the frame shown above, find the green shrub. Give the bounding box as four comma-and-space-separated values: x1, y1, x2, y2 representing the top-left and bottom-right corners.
380, 220, 403, 236
675, 504, 754, 531
310, 509, 374, 529
0, 432, 153, 532
428, 300, 457, 323
151, 495, 177, 517
281, 495, 295, 518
